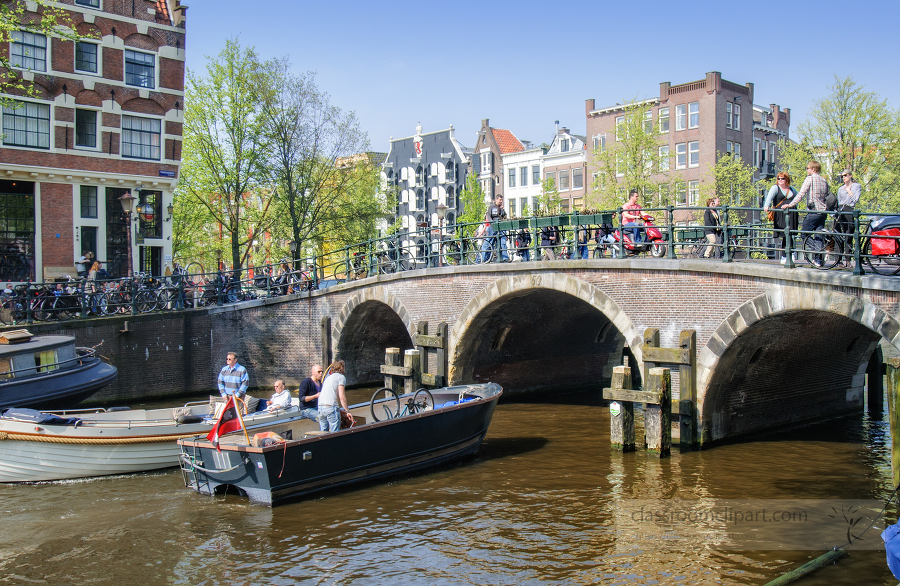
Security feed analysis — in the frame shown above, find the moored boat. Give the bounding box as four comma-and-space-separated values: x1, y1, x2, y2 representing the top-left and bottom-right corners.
0, 331, 117, 410
0, 399, 311, 482
177, 383, 502, 506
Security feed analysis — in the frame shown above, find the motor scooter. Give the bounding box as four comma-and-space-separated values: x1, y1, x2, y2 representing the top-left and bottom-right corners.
610, 214, 667, 258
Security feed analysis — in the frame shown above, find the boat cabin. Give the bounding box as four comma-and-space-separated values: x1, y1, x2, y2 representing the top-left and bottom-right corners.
0, 335, 78, 381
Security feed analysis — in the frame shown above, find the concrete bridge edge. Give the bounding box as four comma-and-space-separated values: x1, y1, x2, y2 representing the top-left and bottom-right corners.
697, 287, 900, 438
446, 273, 643, 385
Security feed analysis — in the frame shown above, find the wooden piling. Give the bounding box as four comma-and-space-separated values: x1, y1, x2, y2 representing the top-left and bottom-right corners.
383, 347, 402, 394
887, 356, 900, 489
678, 330, 697, 451
609, 365, 635, 452
868, 345, 885, 412
644, 367, 671, 457
404, 349, 421, 394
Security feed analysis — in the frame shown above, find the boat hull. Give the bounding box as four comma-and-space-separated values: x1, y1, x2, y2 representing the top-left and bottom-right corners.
179, 384, 502, 506
0, 358, 118, 411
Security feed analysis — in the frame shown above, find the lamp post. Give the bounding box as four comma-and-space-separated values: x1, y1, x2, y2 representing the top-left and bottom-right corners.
289, 239, 297, 271
435, 203, 447, 267
118, 191, 136, 277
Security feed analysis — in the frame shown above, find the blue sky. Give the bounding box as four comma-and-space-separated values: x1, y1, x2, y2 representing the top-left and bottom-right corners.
185, 0, 899, 152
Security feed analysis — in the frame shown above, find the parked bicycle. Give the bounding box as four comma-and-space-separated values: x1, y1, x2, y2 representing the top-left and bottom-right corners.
368, 387, 434, 422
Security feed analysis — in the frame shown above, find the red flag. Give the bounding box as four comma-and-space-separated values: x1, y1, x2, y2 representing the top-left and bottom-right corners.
206, 396, 244, 450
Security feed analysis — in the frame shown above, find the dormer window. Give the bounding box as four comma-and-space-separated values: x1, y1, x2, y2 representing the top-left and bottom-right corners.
560, 139, 569, 152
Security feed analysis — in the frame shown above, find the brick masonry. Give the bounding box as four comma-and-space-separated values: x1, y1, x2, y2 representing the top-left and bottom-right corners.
18, 260, 900, 444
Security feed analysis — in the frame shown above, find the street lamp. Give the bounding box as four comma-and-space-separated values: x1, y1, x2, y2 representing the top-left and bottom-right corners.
118, 191, 136, 277
289, 240, 297, 271
435, 203, 448, 267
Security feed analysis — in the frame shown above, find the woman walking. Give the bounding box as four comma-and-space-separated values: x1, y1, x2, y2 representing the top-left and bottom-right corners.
763, 172, 799, 264
702, 198, 722, 258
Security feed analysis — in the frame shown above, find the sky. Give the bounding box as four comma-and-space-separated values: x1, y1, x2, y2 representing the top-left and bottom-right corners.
185, 0, 900, 153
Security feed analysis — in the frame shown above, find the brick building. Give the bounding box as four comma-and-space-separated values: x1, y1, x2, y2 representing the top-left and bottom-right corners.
0, 0, 186, 281
585, 71, 789, 220
470, 118, 523, 202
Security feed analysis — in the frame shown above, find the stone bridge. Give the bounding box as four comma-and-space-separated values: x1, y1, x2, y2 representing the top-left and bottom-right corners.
28, 258, 900, 445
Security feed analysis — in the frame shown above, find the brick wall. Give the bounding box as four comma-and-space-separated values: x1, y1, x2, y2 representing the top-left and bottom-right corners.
40, 182, 74, 275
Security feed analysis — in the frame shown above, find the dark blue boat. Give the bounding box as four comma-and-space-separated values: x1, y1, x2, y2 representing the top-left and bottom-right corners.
178, 383, 502, 506
0, 333, 118, 410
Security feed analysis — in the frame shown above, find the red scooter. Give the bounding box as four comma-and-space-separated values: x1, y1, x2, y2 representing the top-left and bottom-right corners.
611, 214, 667, 258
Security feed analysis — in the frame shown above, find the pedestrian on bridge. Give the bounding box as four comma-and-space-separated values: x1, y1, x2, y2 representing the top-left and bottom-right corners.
764, 172, 799, 264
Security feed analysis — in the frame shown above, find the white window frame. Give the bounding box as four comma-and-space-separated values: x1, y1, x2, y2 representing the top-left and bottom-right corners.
74, 107, 100, 150
508, 167, 516, 188
769, 140, 777, 162
558, 169, 569, 191
75, 41, 100, 75
480, 151, 492, 174
520, 167, 528, 187
124, 49, 157, 89
615, 116, 625, 141
10, 31, 47, 72
658, 145, 670, 172
2, 99, 51, 149
675, 104, 686, 131
688, 102, 699, 129
659, 107, 669, 133
733, 103, 741, 130
688, 180, 700, 206
560, 138, 569, 152
688, 141, 699, 167
675, 143, 686, 169
726, 103, 733, 129
573, 167, 583, 189
643, 110, 652, 134
121, 114, 162, 160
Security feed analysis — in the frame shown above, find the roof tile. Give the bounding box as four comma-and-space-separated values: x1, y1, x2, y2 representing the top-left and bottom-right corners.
492, 128, 524, 154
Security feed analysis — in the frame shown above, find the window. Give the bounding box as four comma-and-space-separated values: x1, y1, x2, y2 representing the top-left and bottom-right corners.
759, 141, 767, 167
545, 171, 555, 187
659, 108, 669, 133
75, 0, 100, 6
675, 104, 686, 131
658, 145, 670, 172
520, 167, 528, 187
615, 153, 624, 177
753, 138, 761, 167
121, 115, 161, 160
688, 180, 699, 206
445, 160, 455, 183
415, 189, 425, 210
726, 103, 733, 129
0, 180, 36, 282
75, 109, 97, 148
531, 196, 539, 214
688, 102, 699, 129
726, 141, 741, 161
124, 50, 155, 88
688, 141, 699, 167
75, 42, 98, 73
137, 190, 162, 239
593, 134, 606, 152
81, 226, 97, 259
415, 165, 424, 185
560, 139, 569, 152
80, 185, 98, 218
508, 168, 516, 188
675, 182, 687, 206
480, 152, 492, 173
35, 349, 58, 374
2, 101, 50, 149
644, 110, 652, 133
733, 103, 741, 130
769, 141, 777, 162
573, 168, 583, 189
520, 197, 528, 216
509, 198, 516, 217
10, 31, 46, 71
616, 115, 625, 141
446, 186, 455, 208
675, 143, 686, 169
532, 165, 540, 185
559, 170, 569, 190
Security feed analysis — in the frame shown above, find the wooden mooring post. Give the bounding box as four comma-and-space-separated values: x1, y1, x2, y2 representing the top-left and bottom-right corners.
603, 362, 672, 458
380, 320, 448, 393
642, 328, 697, 452
887, 355, 900, 489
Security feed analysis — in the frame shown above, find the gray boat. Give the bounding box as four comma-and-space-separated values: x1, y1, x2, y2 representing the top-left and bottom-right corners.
0, 332, 118, 410
178, 383, 502, 506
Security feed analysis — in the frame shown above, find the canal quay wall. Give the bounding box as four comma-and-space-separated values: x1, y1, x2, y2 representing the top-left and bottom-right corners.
11, 258, 900, 444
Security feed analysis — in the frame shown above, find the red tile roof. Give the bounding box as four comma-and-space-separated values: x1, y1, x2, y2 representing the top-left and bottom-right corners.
156, 0, 171, 25
492, 128, 524, 154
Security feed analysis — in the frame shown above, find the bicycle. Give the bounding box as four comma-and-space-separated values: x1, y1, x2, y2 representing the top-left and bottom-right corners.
862, 217, 900, 276
803, 213, 848, 270
369, 387, 435, 422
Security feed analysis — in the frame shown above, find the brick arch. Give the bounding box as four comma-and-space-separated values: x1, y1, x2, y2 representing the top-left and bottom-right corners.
448, 273, 642, 385
698, 290, 899, 444
332, 286, 414, 385
75, 21, 101, 38
75, 89, 103, 107
121, 97, 166, 116
123, 33, 159, 51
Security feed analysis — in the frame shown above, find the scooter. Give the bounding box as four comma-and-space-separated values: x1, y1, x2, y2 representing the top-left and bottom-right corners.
610, 214, 667, 258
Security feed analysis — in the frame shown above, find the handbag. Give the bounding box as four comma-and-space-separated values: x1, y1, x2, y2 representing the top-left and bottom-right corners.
766, 210, 775, 222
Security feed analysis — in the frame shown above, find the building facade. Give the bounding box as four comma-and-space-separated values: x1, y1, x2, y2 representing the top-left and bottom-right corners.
0, 0, 185, 282
541, 126, 586, 213
382, 123, 469, 255
585, 71, 789, 219
470, 118, 523, 202
502, 145, 543, 218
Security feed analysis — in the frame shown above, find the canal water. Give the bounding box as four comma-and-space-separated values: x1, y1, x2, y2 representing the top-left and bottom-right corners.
1, 389, 897, 585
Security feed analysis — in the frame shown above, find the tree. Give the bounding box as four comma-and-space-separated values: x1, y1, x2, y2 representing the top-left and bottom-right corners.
537, 176, 562, 214
259, 60, 378, 264
702, 152, 759, 207
0, 0, 84, 108
779, 76, 900, 213
457, 172, 486, 236
180, 39, 274, 276
590, 99, 670, 210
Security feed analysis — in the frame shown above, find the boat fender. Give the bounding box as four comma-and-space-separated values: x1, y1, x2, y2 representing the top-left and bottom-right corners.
176, 414, 203, 424
252, 431, 284, 447
108, 406, 131, 412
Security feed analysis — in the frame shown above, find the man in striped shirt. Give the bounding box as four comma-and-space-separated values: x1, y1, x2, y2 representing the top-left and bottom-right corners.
786, 160, 831, 233
217, 351, 249, 399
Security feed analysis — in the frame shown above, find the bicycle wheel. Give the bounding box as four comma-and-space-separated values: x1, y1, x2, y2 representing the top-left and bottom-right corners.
863, 237, 900, 276
97, 292, 112, 315
398, 253, 413, 272
803, 233, 841, 269
52, 296, 74, 320
135, 289, 158, 313
369, 387, 400, 422
592, 246, 604, 259
411, 388, 434, 414
184, 262, 204, 277
0, 302, 12, 325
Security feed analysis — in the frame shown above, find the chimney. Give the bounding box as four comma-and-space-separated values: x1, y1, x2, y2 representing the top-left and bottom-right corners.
585, 98, 595, 116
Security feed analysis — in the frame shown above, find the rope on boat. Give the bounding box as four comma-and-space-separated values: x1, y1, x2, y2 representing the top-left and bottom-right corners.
0, 431, 199, 444
179, 453, 244, 474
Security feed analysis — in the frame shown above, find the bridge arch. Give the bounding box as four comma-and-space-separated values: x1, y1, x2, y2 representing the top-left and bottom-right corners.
449, 274, 642, 392
699, 289, 899, 444
333, 287, 414, 386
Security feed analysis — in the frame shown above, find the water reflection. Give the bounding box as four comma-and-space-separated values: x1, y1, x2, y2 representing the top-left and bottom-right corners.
0, 392, 896, 584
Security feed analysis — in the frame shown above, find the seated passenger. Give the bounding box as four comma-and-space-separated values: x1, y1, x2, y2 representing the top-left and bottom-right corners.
266, 380, 292, 411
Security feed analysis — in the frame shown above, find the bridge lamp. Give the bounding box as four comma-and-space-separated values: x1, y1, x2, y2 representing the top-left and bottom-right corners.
289, 240, 297, 270
435, 203, 448, 267
118, 191, 137, 277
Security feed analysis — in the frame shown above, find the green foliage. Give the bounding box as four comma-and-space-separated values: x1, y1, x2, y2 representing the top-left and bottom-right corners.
179, 39, 275, 274
590, 98, 669, 210
780, 76, 900, 213
457, 172, 486, 235
701, 152, 759, 207
537, 176, 562, 214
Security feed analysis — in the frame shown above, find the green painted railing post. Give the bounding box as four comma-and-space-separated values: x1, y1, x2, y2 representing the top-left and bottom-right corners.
852, 209, 864, 276
666, 205, 676, 259
784, 217, 796, 269
25, 283, 33, 324
132, 277, 139, 314
617, 208, 626, 259
344, 247, 350, 280
722, 206, 732, 263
